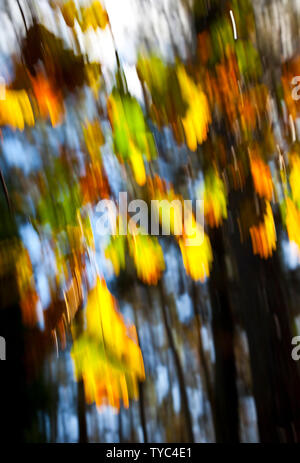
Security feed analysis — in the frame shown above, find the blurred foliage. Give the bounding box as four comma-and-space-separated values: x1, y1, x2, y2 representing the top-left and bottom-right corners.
1, 0, 300, 444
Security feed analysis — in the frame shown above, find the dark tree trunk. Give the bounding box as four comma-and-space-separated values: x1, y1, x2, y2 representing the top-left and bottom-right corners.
0, 276, 27, 442
77, 378, 88, 443
232, 231, 300, 442
132, 298, 148, 443
191, 281, 216, 435
118, 407, 123, 443
74, 307, 88, 443
158, 280, 195, 443
138, 381, 148, 443
208, 226, 240, 443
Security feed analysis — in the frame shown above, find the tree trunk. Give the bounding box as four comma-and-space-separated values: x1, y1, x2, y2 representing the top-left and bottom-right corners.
191, 281, 216, 437
77, 378, 88, 443
233, 231, 300, 442
132, 296, 149, 443
208, 226, 240, 443
158, 280, 195, 443
0, 276, 27, 442
74, 308, 88, 443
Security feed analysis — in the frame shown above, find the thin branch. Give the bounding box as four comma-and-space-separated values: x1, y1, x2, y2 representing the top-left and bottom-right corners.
16, 0, 28, 34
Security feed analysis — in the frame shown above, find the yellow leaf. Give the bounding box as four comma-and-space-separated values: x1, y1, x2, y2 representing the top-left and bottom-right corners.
71, 277, 145, 411
0, 89, 34, 130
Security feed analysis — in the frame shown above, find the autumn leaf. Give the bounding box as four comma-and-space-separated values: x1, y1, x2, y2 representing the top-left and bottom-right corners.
128, 234, 165, 285
0, 89, 34, 130
203, 168, 228, 227
177, 65, 211, 151
71, 277, 145, 410
249, 201, 277, 258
